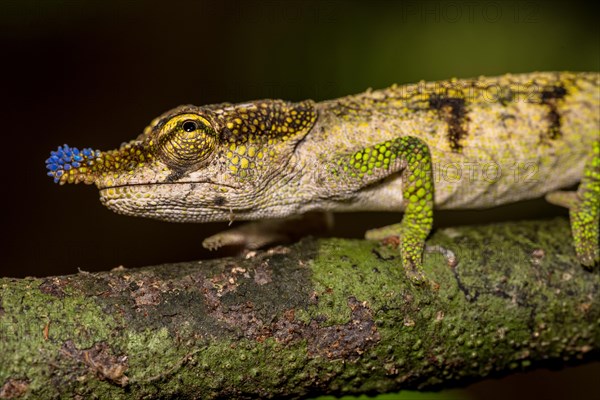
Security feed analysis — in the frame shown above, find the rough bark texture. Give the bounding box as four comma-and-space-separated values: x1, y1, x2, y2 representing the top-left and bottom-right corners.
1, 218, 599, 399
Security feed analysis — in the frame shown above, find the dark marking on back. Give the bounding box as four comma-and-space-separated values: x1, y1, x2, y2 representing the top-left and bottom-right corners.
540, 86, 567, 140
429, 95, 469, 152
498, 87, 515, 106
541, 86, 567, 101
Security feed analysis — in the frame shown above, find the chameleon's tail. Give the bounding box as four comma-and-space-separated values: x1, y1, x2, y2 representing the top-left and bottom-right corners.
45, 144, 100, 185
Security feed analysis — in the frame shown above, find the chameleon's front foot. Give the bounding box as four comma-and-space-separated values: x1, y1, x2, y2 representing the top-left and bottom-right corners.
366, 224, 430, 284
203, 212, 333, 251
401, 236, 428, 284
364, 136, 436, 285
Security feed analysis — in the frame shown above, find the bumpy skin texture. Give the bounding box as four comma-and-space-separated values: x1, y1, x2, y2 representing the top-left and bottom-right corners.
46, 72, 600, 280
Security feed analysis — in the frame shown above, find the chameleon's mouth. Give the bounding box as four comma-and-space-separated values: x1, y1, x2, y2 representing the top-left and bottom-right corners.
98, 180, 241, 191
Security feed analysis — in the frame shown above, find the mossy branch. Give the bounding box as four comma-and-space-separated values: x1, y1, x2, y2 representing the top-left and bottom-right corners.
1, 218, 599, 399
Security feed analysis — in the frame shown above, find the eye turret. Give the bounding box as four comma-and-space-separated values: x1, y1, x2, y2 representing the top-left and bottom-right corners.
157, 114, 216, 169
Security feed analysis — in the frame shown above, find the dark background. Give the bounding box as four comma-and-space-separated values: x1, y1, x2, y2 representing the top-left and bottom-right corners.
1, 1, 598, 399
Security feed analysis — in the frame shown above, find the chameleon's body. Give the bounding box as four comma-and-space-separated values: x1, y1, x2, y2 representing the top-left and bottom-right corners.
47, 72, 600, 281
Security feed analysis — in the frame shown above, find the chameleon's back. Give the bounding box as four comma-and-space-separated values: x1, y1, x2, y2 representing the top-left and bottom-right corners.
308, 72, 599, 210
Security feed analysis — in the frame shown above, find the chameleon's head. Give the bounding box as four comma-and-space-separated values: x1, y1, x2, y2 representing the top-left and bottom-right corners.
46, 100, 317, 222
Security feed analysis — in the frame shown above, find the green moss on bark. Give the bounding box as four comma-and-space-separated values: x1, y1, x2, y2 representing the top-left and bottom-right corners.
1, 218, 598, 399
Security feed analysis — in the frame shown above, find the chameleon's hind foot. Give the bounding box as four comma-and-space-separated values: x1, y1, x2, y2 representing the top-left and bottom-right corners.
571, 209, 600, 268
546, 141, 600, 268
202, 212, 333, 251
546, 190, 599, 268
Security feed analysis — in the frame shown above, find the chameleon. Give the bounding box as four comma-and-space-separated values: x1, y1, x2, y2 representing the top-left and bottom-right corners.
46, 72, 599, 283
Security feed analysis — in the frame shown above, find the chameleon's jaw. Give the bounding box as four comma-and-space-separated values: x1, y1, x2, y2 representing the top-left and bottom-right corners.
97, 182, 235, 223
45, 144, 101, 185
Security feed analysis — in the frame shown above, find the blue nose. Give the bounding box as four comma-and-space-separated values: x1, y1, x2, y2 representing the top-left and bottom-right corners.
46, 144, 99, 183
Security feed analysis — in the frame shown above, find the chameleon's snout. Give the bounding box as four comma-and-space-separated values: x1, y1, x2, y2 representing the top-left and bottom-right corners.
46, 144, 100, 185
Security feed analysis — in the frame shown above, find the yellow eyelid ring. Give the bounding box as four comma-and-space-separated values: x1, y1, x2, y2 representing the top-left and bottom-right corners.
160, 113, 213, 135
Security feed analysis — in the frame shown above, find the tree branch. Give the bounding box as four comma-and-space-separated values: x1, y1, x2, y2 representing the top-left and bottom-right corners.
1, 218, 598, 399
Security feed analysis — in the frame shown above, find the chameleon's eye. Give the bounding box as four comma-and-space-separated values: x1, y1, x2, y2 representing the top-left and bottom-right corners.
158, 114, 216, 170
182, 120, 199, 132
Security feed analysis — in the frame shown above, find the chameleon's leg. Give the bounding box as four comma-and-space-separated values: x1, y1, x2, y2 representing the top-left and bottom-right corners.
546, 140, 600, 267
363, 137, 434, 283
202, 211, 333, 251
